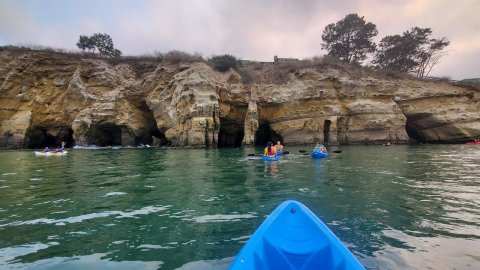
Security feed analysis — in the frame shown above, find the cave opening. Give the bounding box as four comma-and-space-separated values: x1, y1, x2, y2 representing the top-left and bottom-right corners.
137, 100, 170, 146
217, 118, 244, 148
405, 123, 425, 143
88, 125, 122, 146
61, 128, 75, 148
25, 127, 74, 149
255, 121, 282, 146
323, 120, 332, 144
405, 116, 426, 143
149, 128, 169, 146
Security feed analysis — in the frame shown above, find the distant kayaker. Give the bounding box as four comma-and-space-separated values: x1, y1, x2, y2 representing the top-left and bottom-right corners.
313, 143, 327, 153
43, 147, 50, 153
275, 141, 284, 152
264, 141, 277, 157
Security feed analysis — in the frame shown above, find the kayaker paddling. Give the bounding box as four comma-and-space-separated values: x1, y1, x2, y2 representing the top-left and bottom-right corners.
275, 141, 283, 152
313, 142, 327, 153
264, 141, 277, 157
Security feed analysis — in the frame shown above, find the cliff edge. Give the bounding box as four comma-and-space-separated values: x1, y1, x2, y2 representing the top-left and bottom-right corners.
1, 47, 479, 149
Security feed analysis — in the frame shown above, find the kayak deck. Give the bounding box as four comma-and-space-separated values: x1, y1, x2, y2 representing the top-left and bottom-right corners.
262, 155, 280, 161
229, 200, 364, 270
311, 151, 328, 159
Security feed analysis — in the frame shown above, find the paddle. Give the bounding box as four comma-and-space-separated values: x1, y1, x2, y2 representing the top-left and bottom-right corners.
248, 151, 289, 157
301, 149, 342, 154
247, 154, 267, 157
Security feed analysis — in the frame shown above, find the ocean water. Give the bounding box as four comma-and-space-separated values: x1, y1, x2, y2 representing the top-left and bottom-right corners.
0, 145, 479, 269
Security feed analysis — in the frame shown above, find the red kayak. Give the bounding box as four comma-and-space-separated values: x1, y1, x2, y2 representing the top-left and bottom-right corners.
466, 141, 480, 144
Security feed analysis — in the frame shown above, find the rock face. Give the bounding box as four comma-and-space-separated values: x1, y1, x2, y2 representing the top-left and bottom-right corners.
0, 47, 479, 149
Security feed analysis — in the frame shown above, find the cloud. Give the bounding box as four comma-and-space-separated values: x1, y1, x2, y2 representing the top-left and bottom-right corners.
0, 1, 39, 44
0, 0, 478, 79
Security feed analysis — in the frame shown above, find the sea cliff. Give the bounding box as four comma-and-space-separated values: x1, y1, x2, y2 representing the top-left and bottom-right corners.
1, 47, 479, 149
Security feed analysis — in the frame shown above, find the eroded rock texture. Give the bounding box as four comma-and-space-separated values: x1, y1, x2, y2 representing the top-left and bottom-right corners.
0, 48, 479, 149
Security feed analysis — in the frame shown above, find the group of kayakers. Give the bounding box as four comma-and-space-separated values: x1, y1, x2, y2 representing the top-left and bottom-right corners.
44, 141, 66, 153
264, 141, 283, 157
263, 141, 327, 157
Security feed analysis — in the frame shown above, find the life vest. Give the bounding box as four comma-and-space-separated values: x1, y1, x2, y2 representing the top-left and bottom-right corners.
264, 147, 276, 156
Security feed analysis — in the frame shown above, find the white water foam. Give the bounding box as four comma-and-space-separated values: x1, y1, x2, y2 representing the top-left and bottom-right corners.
188, 213, 257, 223
0, 205, 171, 227
103, 192, 127, 197
137, 244, 174, 250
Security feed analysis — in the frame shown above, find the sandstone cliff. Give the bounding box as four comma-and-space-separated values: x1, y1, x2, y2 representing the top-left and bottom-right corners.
0, 47, 478, 149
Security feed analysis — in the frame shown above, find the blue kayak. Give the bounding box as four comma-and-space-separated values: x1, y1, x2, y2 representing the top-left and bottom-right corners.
262, 155, 280, 161
228, 200, 365, 270
276, 150, 284, 155
311, 151, 328, 159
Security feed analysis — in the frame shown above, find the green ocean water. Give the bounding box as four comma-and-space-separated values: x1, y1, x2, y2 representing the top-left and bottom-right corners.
0, 145, 479, 269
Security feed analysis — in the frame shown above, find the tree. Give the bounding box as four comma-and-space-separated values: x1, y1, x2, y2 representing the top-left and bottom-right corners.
76, 33, 122, 57
209, 54, 238, 72
373, 27, 449, 77
416, 37, 450, 78
76, 35, 95, 52
321, 13, 378, 64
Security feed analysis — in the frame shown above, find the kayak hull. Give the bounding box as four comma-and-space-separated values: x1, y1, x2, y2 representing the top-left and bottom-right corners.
311, 151, 328, 159
276, 150, 284, 155
229, 200, 364, 270
262, 155, 280, 161
35, 151, 68, 156
466, 142, 480, 144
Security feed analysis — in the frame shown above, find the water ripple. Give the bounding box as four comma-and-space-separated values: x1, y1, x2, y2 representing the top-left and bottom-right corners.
0, 205, 170, 227
187, 213, 257, 223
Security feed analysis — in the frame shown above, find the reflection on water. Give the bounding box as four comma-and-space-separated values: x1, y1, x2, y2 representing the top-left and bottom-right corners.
263, 161, 278, 178
0, 145, 479, 269
312, 159, 324, 184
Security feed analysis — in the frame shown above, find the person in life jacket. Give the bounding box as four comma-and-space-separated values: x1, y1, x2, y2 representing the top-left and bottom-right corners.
264, 141, 277, 157
313, 142, 327, 153
275, 141, 284, 152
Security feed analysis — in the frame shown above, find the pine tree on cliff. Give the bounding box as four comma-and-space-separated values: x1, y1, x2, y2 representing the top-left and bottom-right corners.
76, 33, 122, 57
321, 13, 378, 64
373, 27, 450, 78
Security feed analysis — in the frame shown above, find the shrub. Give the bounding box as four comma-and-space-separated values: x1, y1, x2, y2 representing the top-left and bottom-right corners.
208, 54, 238, 72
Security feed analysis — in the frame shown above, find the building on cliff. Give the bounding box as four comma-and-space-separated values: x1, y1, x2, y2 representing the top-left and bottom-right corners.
274, 55, 299, 64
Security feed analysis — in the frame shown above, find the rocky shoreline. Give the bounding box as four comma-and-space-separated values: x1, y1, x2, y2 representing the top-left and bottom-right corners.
1, 47, 479, 149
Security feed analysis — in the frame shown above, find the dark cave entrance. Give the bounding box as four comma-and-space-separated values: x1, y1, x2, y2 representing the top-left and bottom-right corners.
255, 121, 282, 146
88, 125, 122, 146
25, 127, 74, 149
405, 115, 427, 143
218, 118, 244, 148
323, 120, 332, 144
149, 128, 168, 146
137, 100, 169, 146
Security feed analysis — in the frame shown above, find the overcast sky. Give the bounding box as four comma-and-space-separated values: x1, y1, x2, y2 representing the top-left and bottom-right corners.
0, 0, 478, 79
